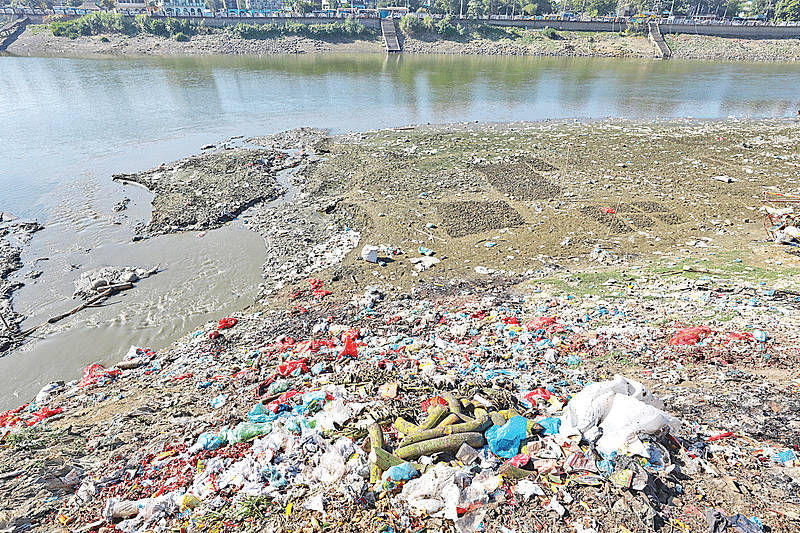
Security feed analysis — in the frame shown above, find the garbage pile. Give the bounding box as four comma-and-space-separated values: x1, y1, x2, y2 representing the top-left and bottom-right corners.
0, 277, 799, 533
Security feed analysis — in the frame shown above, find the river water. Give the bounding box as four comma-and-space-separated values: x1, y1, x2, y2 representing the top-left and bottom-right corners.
1, 52, 799, 410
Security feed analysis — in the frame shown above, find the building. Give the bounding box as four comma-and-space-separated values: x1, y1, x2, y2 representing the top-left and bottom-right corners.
155, 0, 207, 16
243, 0, 285, 12
115, 0, 151, 14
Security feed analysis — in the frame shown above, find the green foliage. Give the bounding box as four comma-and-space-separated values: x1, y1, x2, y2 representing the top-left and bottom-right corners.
6, 426, 67, 451
51, 12, 135, 38
522, 0, 554, 15
775, 0, 800, 22
541, 26, 560, 39
435, 14, 464, 36
226, 19, 375, 39
466, 0, 483, 18
294, 0, 314, 13
174, 31, 189, 41
50, 12, 206, 39
583, 0, 618, 17
399, 13, 434, 36
474, 22, 515, 37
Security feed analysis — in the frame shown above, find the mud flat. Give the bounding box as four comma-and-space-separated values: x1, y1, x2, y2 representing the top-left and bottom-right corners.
0, 221, 42, 355
1, 120, 800, 533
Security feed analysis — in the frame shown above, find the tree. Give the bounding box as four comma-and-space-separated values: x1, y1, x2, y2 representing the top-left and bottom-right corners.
466, 0, 483, 17
747, 0, 774, 18
775, 0, 800, 20
97, 0, 116, 9
294, 0, 314, 12
583, 0, 616, 16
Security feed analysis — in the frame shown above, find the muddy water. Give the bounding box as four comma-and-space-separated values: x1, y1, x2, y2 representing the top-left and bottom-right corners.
2, 52, 800, 410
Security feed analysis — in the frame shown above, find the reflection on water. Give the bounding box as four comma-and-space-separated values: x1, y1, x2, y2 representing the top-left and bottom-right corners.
2, 53, 799, 217
0, 52, 799, 408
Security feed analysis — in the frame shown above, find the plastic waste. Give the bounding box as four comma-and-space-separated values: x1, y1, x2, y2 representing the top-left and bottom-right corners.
385, 462, 418, 482
538, 417, 561, 435
485, 416, 528, 459
400, 465, 465, 521
361, 245, 379, 263
560, 375, 679, 457
210, 394, 226, 408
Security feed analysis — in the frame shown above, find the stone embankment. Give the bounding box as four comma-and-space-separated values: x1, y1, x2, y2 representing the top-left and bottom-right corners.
6, 23, 800, 60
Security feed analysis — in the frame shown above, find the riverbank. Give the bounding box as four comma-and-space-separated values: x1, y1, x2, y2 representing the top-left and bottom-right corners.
6, 23, 800, 60
0, 221, 42, 355
1, 119, 799, 533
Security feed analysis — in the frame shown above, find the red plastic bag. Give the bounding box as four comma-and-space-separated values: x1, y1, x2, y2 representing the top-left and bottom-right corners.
78, 364, 121, 388
266, 390, 302, 412
601, 207, 616, 214
421, 396, 449, 412
276, 359, 309, 376
725, 332, 754, 343
502, 316, 519, 325
524, 388, 555, 404
338, 338, 358, 359
669, 326, 712, 346
26, 406, 63, 426
525, 316, 557, 331
0, 404, 27, 428
504, 453, 532, 468
218, 317, 238, 329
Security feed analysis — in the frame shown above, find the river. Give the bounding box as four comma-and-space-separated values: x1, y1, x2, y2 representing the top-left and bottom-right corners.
0, 52, 799, 410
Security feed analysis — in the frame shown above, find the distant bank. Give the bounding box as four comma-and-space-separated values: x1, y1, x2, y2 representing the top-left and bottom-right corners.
5, 22, 800, 61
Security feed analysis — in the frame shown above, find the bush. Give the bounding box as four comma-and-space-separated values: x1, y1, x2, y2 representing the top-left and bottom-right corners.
174, 32, 189, 41
475, 23, 513, 38
435, 15, 463, 37
399, 13, 432, 36
51, 12, 135, 38
541, 26, 560, 40
50, 13, 202, 39
226, 20, 375, 40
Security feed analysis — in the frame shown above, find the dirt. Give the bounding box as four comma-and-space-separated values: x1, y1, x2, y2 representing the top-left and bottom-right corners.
2, 119, 800, 532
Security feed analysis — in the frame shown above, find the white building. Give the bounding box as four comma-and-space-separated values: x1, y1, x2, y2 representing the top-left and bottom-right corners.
155, 0, 207, 16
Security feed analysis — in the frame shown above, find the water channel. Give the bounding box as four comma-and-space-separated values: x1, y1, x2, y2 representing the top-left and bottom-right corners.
1, 51, 799, 409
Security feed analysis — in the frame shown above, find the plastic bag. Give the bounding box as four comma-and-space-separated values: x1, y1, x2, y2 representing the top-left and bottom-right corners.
313, 449, 347, 484
400, 465, 464, 521
560, 374, 664, 436
485, 416, 528, 459
385, 462, 418, 482
595, 393, 680, 457
669, 326, 712, 346
227, 422, 273, 444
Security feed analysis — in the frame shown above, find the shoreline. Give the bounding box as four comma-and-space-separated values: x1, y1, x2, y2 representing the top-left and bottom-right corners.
5, 23, 800, 60
2, 119, 800, 531
0, 221, 42, 355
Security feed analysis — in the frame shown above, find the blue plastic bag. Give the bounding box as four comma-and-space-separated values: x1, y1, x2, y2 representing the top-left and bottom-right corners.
196, 432, 224, 451
385, 462, 418, 481
538, 417, 561, 435
248, 403, 274, 423
486, 416, 528, 458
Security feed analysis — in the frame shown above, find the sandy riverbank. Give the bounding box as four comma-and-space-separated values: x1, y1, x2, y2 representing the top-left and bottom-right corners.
2, 119, 800, 532
5, 23, 800, 60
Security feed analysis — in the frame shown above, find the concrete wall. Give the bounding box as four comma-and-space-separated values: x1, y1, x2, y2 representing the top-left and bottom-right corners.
487, 19, 800, 39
